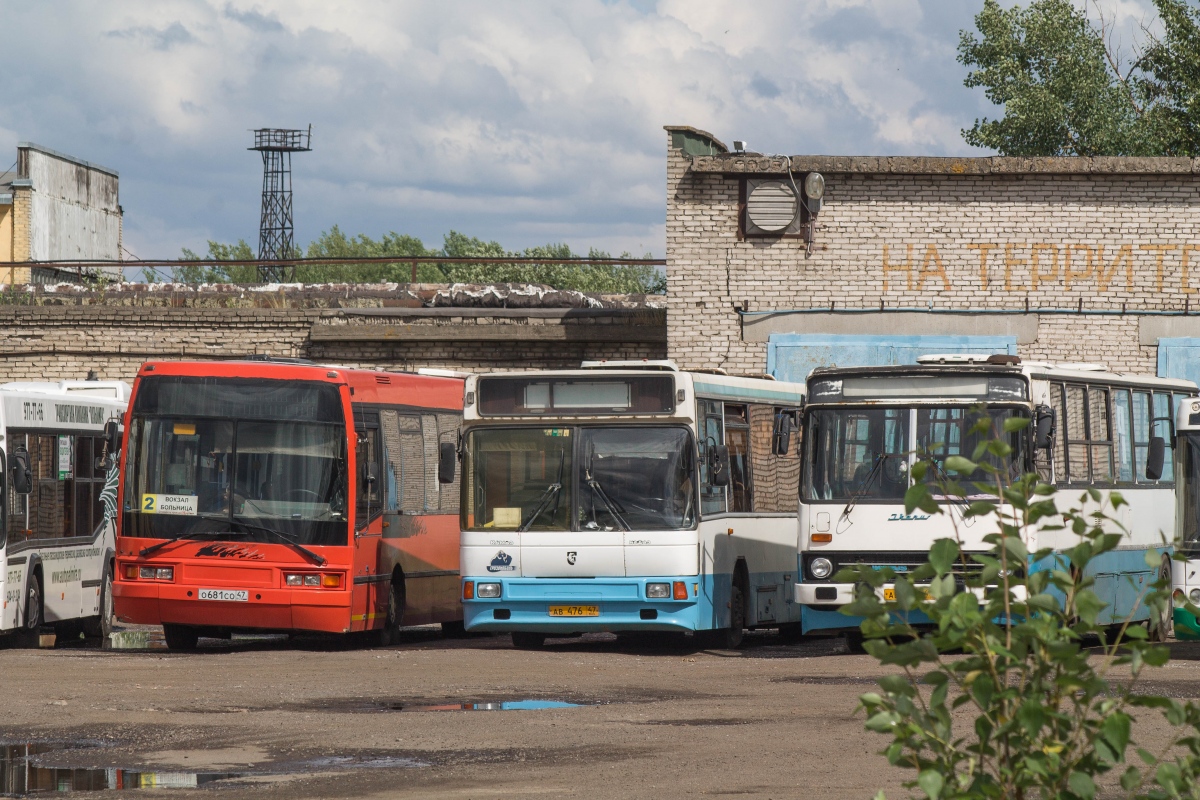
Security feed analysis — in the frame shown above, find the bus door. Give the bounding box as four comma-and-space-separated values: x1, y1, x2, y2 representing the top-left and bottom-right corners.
353, 423, 385, 630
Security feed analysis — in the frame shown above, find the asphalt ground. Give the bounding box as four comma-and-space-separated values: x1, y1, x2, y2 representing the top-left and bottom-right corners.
5, 628, 1200, 799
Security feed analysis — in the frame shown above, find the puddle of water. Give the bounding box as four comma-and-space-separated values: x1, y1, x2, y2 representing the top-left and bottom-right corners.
0, 743, 243, 794
401, 700, 582, 712
104, 630, 167, 651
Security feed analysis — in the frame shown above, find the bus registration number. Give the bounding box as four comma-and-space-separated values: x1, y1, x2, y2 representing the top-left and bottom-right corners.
549, 605, 598, 617
198, 589, 248, 602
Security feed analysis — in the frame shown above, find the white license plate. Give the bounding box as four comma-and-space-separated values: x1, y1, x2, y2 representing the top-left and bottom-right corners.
198, 589, 248, 602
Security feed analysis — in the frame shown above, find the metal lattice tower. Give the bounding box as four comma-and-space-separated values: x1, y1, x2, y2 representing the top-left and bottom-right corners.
249, 126, 311, 282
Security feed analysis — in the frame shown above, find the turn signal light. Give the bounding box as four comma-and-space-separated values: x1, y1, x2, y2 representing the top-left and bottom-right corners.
673, 581, 688, 601
463, 581, 475, 600
322, 574, 341, 588
123, 564, 137, 580
812, 533, 833, 543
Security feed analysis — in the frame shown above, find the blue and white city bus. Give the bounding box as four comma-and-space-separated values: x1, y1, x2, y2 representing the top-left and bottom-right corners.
1172, 396, 1200, 640
797, 355, 1192, 642
458, 361, 805, 648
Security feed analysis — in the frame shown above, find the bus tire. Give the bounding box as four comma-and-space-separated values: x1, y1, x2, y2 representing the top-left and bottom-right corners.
84, 567, 115, 640
1150, 555, 1173, 643
377, 581, 404, 647
162, 623, 199, 651
511, 632, 545, 649
17, 574, 43, 649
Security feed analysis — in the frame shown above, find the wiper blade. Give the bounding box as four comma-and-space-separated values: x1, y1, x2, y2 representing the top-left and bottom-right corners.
842, 454, 887, 518
229, 516, 327, 566
585, 454, 630, 532
519, 448, 566, 533
138, 531, 231, 558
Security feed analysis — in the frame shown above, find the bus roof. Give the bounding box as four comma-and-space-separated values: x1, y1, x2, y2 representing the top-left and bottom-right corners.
808, 360, 1196, 392
136, 360, 465, 411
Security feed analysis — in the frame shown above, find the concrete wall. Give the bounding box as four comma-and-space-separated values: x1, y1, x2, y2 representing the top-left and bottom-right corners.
15, 144, 120, 282
665, 125, 1200, 376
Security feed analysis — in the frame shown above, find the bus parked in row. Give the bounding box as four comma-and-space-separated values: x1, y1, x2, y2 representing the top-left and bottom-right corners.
112, 358, 465, 650
457, 361, 805, 648
1173, 397, 1200, 640
798, 354, 1193, 641
1, 378, 130, 645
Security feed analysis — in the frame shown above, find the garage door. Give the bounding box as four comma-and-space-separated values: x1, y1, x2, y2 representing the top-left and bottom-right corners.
1158, 338, 1200, 386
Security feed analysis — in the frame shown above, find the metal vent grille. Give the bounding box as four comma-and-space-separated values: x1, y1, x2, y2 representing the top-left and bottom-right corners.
746, 181, 798, 232
375, 375, 392, 385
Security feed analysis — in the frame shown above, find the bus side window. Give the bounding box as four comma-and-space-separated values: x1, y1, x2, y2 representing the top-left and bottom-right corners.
1112, 389, 1134, 483
6, 432, 24, 542
420, 414, 439, 512
1088, 387, 1114, 484
1132, 391, 1153, 482
436, 413, 461, 513
1153, 391, 1175, 482
380, 410, 425, 514
355, 427, 383, 527
748, 405, 800, 513
698, 400, 726, 516
1050, 384, 1067, 485
1064, 385, 1090, 483
724, 404, 752, 513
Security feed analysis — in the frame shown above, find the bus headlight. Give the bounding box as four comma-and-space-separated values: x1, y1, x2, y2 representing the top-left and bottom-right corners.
1190, 589, 1200, 605
809, 558, 833, 580
139, 566, 173, 581
285, 574, 303, 586
646, 583, 671, 599
477, 582, 501, 599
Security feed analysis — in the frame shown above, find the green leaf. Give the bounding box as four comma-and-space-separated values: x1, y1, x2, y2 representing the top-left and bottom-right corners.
1101, 712, 1132, 761
929, 539, 959, 575
917, 769, 944, 799
1143, 645, 1170, 667
944, 455, 978, 474
1145, 549, 1164, 569
1003, 416, 1031, 433
1156, 762, 1182, 793
1068, 771, 1096, 799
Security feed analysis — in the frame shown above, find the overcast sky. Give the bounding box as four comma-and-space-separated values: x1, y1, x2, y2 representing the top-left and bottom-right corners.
0, 0, 1161, 260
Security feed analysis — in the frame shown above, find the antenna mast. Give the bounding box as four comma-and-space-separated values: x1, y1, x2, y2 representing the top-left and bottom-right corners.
249, 125, 312, 282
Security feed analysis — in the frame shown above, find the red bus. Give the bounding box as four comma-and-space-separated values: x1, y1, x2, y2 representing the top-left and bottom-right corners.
112, 358, 464, 650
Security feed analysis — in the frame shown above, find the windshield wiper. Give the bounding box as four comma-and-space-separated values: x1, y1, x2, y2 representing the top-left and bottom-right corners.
518, 449, 565, 532
228, 516, 327, 566
842, 454, 888, 518
585, 453, 630, 532
138, 530, 235, 558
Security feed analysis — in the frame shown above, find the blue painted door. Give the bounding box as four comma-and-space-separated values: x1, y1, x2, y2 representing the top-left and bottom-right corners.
766, 334, 1019, 383
1157, 337, 1200, 385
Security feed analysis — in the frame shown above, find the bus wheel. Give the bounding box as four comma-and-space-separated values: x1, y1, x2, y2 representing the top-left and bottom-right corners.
377, 582, 404, 646
84, 567, 115, 640
1150, 556, 1173, 643
511, 632, 545, 649
162, 624, 199, 651
17, 575, 43, 648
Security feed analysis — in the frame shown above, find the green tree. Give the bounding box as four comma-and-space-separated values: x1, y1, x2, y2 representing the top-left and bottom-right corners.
958, 0, 1200, 156
177, 239, 258, 284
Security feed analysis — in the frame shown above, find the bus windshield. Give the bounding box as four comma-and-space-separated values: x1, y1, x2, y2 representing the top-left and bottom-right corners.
804, 405, 1027, 502
1179, 432, 1200, 554
124, 378, 349, 546
463, 426, 695, 532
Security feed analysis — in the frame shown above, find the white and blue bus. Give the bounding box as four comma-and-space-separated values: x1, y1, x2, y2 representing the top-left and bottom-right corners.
797, 355, 1192, 641
1172, 396, 1200, 640
458, 361, 805, 648
0, 379, 129, 645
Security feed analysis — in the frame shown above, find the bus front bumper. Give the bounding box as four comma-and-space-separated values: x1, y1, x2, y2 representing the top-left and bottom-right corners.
462, 577, 705, 633
112, 580, 353, 634
795, 583, 1028, 606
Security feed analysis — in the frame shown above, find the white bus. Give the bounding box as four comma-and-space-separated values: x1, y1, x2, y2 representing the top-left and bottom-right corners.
1173, 396, 1200, 640
458, 361, 805, 648
798, 355, 1192, 642
1, 379, 129, 645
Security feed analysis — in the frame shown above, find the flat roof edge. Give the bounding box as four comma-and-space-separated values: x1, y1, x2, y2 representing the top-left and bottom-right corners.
17, 142, 119, 178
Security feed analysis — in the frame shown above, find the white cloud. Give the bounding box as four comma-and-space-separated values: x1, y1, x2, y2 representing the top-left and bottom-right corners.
1, 0, 1128, 261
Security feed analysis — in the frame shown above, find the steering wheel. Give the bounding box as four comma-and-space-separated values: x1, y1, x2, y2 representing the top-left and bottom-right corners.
285, 489, 322, 501
882, 455, 907, 485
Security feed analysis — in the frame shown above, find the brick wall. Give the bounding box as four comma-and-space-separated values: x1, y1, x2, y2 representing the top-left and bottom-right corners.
665, 126, 1200, 376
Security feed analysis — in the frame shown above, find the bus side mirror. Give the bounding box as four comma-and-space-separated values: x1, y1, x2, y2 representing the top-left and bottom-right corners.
1035, 405, 1055, 450
104, 419, 120, 457
772, 411, 795, 456
1147, 436, 1166, 481
10, 447, 31, 495
438, 442, 456, 484
709, 445, 731, 487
